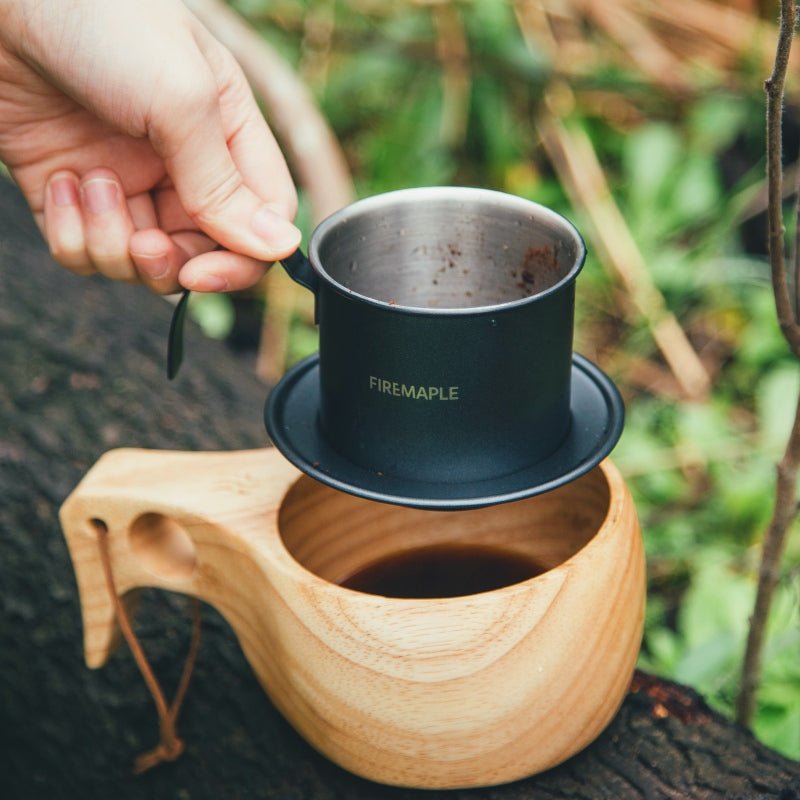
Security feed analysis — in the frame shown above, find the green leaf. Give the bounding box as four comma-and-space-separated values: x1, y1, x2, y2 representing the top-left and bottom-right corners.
687, 94, 749, 154
646, 247, 698, 296
623, 123, 681, 210
470, 74, 521, 177
715, 459, 774, 538
755, 705, 800, 759
188, 293, 235, 340
675, 402, 733, 455
613, 425, 671, 475
674, 632, 739, 687
466, 0, 521, 53
756, 364, 800, 453
287, 321, 320, 366
678, 559, 753, 648
738, 289, 791, 368
644, 627, 681, 673
365, 74, 455, 190
670, 154, 720, 225
637, 470, 687, 506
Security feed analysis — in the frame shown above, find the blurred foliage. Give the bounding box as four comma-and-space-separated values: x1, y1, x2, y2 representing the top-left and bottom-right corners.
206, 0, 800, 758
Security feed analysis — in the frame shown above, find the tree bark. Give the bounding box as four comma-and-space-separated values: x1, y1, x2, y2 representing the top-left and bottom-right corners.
0, 177, 798, 799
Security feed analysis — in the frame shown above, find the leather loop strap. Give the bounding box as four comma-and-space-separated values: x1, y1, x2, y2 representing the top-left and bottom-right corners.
94, 522, 201, 774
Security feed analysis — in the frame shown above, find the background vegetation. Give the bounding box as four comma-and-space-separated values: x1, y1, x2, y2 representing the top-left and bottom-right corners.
191, 0, 800, 758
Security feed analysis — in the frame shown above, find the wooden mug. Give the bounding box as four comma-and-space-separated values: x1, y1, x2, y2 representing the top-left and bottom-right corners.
59, 448, 645, 789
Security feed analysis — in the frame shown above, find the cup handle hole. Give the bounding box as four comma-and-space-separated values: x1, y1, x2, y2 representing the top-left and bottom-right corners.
128, 513, 197, 581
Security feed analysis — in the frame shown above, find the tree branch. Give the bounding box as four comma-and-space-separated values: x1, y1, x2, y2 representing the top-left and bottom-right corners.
737, 389, 800, 724
764, 0, 800, 354
736, 0, 800, 727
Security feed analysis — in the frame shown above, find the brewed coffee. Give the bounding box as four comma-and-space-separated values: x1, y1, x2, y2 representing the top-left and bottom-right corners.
340, 543, 545, 598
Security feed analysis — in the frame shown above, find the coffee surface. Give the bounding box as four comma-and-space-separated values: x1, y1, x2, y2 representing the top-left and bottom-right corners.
339, 543, 546, 598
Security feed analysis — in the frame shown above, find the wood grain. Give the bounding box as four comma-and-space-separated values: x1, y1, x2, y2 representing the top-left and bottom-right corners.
60, 449, 645, 789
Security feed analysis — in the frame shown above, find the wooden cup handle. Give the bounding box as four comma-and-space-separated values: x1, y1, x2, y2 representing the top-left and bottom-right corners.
59, 447, 299, 668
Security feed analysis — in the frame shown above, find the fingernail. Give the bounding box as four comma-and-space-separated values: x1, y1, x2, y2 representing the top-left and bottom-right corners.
82, 178, 119, 215
251, 206, 302, 251
50, 178, 79, 207
134, 252, 170, 280
184, 273, 228, 292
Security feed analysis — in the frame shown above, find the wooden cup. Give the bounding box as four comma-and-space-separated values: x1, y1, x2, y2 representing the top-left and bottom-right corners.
59, 448, 645, 789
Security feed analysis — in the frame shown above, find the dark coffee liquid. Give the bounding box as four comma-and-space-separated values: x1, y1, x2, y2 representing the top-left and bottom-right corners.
340, 544, 546, 598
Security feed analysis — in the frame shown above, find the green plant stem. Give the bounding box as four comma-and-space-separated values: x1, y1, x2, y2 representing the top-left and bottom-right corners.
736, 0, 800, 727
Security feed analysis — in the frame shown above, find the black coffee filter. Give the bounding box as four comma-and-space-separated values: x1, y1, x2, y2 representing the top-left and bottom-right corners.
247, 188, 624, 509
266, 352, 623, 510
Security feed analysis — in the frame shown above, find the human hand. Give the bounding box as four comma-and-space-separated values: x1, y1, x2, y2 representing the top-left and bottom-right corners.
0, 0, 300, 293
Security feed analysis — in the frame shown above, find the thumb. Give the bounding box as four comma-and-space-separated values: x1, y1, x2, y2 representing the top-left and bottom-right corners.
149, 76, 301, 262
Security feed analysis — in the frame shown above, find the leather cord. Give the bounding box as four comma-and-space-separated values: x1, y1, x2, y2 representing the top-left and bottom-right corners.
94, 521, 202, 773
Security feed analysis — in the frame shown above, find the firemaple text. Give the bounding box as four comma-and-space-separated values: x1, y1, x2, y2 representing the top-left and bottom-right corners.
368, 376, 459, 401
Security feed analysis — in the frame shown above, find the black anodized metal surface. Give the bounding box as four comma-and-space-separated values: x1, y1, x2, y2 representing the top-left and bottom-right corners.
316, 279, 575, 483
265, 352, 624, 510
